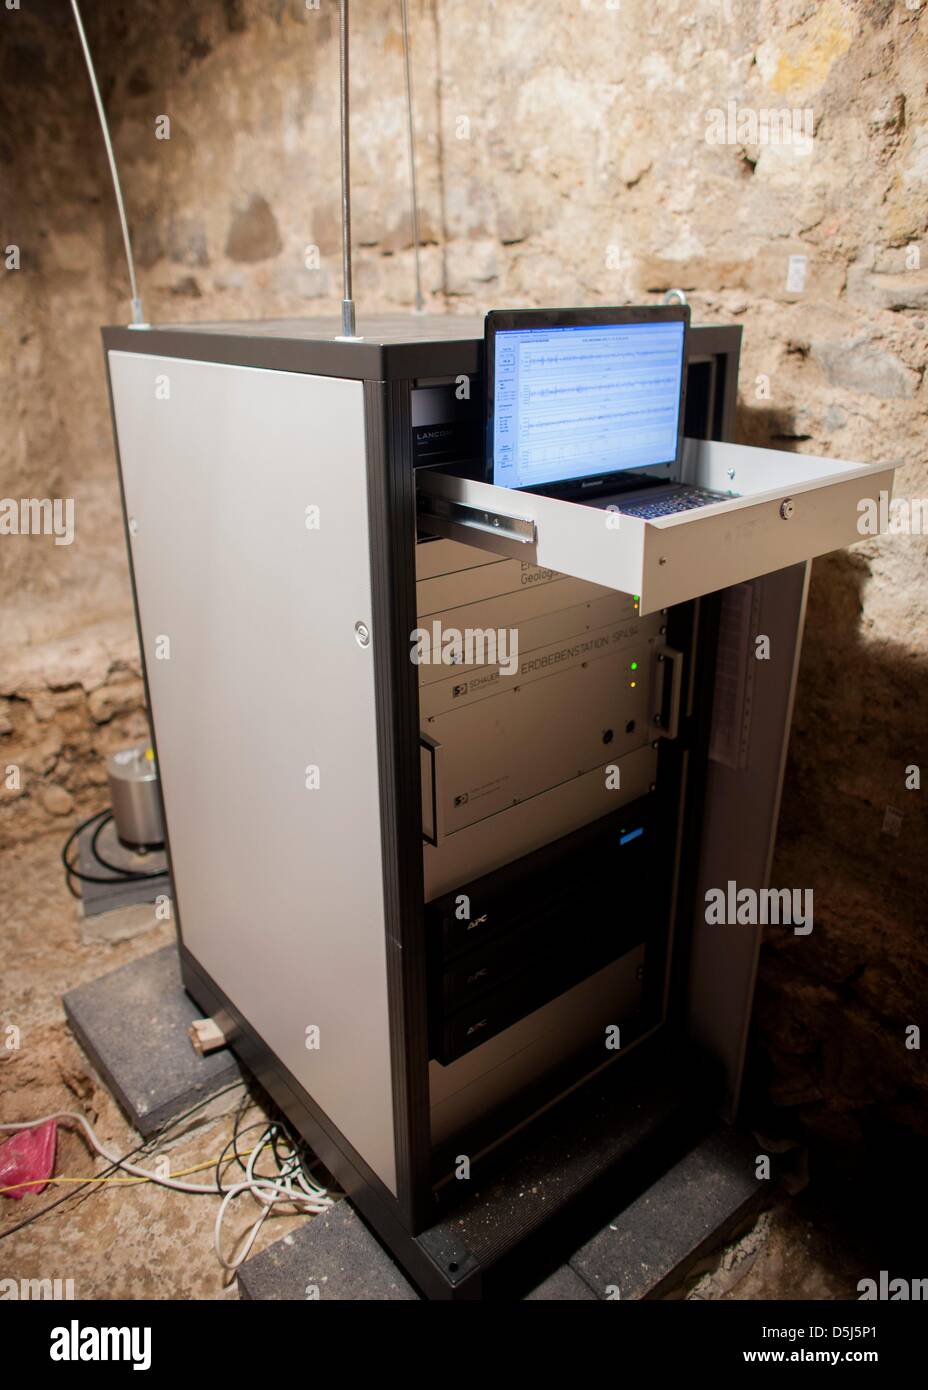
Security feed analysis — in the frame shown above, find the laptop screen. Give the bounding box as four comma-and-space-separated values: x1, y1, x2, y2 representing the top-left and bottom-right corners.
487, 314, 687, 492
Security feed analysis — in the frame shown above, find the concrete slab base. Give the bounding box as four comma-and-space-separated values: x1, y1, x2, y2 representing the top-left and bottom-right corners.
523, 1265, 599, 1301
63, 943, 241, 1137
566, 1127, 765, 1299
240, 1127, 769, 1300
238, 1201, 419, 1301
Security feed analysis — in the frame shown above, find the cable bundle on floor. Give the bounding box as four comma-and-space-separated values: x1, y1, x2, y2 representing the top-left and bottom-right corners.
0, 1101, 334, 1278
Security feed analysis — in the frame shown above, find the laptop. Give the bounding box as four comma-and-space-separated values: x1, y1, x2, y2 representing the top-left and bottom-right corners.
484, 305, 736, 518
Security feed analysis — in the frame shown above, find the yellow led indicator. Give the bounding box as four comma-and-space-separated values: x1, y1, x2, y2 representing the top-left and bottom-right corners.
630, 680, 637, 688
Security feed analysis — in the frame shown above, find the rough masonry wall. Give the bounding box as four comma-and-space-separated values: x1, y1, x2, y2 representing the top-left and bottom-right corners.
1, 0, 926, 1144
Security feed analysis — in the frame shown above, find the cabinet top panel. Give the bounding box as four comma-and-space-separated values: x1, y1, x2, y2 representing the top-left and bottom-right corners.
102, 316, 741, 384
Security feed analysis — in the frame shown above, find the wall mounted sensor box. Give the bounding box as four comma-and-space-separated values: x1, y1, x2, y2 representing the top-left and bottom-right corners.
102, 315, 894, 1298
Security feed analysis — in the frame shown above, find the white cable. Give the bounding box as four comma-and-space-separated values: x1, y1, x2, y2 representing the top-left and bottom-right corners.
0, 1111, 333, 1275
69, 1, 146, 327
1, 1110, 222, 1194
401, 0, 424, 313
213, 1123, 331, 1273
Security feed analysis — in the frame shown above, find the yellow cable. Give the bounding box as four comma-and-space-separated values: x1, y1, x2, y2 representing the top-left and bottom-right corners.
0, 1143, 271, 1197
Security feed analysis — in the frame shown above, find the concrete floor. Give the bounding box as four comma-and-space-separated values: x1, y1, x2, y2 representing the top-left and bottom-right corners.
0, 828, 862, 1301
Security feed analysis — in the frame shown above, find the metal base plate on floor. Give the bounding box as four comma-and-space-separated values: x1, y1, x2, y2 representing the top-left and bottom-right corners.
76, 818, 170, 918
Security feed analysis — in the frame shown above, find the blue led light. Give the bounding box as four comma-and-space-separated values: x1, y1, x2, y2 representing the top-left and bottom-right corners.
619, 827, 644, 845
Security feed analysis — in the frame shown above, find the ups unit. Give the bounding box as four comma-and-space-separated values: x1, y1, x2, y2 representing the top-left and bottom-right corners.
102, 315, 892, 1298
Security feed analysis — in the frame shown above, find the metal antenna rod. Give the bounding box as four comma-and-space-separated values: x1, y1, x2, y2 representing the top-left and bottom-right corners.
70, 0, 147, 327
401, 0, 424, 313
338, 0, 357, 337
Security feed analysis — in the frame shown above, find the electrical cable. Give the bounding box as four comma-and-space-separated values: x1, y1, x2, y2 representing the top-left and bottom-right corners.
211, 1105, 331, 1273
0, 1135, 149, 1236
338, 0, 356, 336
217, 1092, 322, 1195
70, 0, 146, 326
0, 1111, 228, 1194
213, 1120, 330, 1274
89, 812, 163, 877
0, 1102, 333, 1277
0, 1144, 271, 1196
215, 1118, 268, 1197
214, 1089, 251, 1196
0, 1082, 243, 1243
61, 808, 167, 897
401, 0, 424, 312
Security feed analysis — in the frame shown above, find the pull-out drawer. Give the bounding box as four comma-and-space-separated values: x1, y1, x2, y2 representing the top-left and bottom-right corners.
417, 440, 895, 615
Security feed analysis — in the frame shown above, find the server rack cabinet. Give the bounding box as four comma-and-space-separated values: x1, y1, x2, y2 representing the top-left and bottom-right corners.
102, 316, 892, 1297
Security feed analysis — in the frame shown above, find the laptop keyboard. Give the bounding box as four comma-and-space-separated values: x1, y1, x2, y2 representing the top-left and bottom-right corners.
618, 488, 728, 519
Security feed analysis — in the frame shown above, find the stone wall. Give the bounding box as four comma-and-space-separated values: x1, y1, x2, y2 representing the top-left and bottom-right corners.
1, 0, 925, 1141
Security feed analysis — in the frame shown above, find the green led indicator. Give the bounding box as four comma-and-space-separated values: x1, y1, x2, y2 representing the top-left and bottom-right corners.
630, 661, 638, 671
